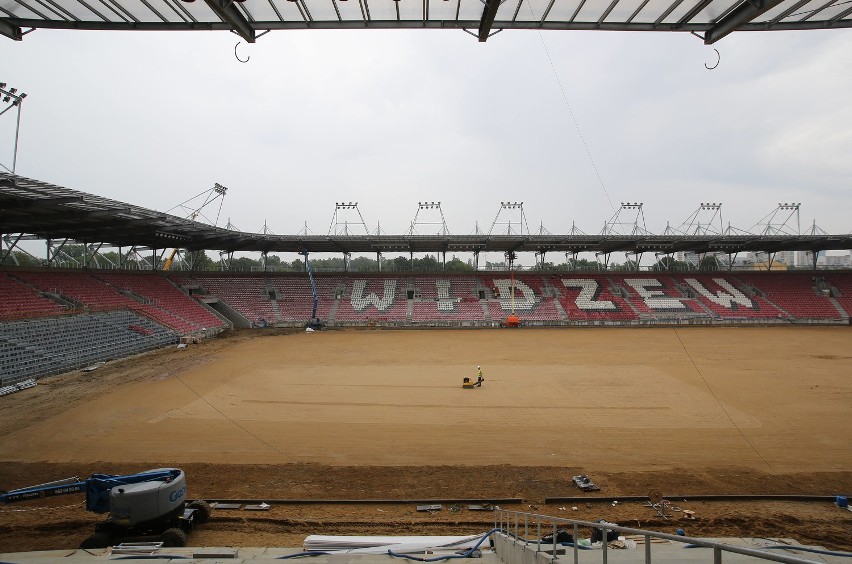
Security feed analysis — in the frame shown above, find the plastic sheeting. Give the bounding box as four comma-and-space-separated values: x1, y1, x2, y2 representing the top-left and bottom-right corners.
304, 534, 490, 554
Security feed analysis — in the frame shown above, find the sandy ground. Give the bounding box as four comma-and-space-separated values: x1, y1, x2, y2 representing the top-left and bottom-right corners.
0, 327, 850, 552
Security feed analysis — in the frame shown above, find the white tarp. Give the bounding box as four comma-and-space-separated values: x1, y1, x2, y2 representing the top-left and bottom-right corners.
304, 533, 489, 554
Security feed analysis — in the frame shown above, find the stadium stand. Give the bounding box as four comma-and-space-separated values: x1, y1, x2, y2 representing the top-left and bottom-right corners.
707, 272, 840, 320
13, 270, 218, 334
270, 275, 336, 323
0, 272, 67, 319
136, 272, 852, 326
334, 278, 408, 323
674, 274, 784, 320
96, 273, 227, 330
0, 310, 176, 383
191, 274, 279, 326
552, 275, 638, 322
613, 275, 707, 319
816, 273, 852, 318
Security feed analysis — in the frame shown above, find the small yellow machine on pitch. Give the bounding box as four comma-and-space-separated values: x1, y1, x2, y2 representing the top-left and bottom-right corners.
463, 366, 485, 389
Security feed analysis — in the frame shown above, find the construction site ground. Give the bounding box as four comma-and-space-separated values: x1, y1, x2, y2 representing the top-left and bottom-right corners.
0, 327, 849, 553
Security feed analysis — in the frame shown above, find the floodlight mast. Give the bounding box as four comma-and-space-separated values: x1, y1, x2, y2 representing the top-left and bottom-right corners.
0, 81, 27, 176
408, 201, 449, 236
598, 202, 649, 270
489, 202, 529, 236
162, 182, 229, 271
602, 202, 648, 236
327, 202, 369, 237
751, 202, 802, 236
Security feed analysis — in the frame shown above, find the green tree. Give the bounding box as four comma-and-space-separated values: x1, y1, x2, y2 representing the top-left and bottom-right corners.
386, 256, 411, 272
699, 255, 719, 271
445, 257, 474, 272
351, 256, 378, 272
652, 256, 690, 271
413, 255, 440, 271
0, 250, 40, 266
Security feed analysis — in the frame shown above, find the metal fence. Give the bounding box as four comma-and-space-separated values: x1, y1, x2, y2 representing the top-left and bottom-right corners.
494, 509, 822, 564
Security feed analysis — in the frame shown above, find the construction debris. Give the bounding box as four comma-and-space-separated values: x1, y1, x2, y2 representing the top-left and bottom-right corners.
416, 504, 442, 513
110, 542, 162, 555
243, 503, 271, 511
572, 475, 600, 492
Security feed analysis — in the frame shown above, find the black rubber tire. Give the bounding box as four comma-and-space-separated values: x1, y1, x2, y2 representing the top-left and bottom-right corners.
160, 527, 187, 547
80, 531, 112, 549
187, 500, 213, 524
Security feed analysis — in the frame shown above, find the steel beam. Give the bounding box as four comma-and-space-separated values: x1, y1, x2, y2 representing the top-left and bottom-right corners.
477, 0, 501, 41
703, 0, 786, 43
204, 0, 255, 42
0, 18, 23, 40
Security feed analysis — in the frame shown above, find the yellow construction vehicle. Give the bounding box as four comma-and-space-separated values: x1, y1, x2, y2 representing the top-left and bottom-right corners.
463, 367, 484, 389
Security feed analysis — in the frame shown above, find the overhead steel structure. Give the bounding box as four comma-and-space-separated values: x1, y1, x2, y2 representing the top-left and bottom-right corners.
1, 0, 850, 43
2, 173, 852, 267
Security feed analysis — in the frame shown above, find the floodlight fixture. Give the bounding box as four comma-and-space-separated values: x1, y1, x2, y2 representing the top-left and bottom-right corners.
0, 81, 27, 175
213, 182, 228, 195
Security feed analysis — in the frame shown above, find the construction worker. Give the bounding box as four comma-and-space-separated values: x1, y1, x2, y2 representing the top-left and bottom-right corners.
475, 366, 484, 387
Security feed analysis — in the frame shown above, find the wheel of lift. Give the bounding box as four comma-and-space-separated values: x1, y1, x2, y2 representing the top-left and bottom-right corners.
187, 499, 213, 524
160, 527, 187, 547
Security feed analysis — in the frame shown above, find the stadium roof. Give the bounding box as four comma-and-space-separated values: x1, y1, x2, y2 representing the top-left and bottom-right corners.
1, 0, 850, 43
3, 172, 852, 258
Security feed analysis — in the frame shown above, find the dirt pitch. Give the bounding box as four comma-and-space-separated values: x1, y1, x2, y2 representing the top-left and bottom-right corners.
0, 327, 850, 552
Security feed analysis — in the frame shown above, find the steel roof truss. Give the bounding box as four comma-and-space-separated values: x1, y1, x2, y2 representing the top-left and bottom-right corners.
703, 0, 786, 42
204, 0, 256, 41
478, 0, 501, 40
829, 3, 852, 22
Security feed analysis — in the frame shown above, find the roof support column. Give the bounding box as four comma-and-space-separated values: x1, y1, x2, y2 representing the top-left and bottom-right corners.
0, 20, 23, 41
703, 0, 786, 43
204, 0, 256, 43
0, 233, 22, 264
477, 0, 501, 42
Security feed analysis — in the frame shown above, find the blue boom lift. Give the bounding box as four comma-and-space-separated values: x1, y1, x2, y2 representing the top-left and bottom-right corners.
300, 249, 324, 330
0, 468, 211, 548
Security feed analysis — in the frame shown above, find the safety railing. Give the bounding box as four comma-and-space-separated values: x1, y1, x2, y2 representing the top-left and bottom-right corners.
494, 509, 822, 564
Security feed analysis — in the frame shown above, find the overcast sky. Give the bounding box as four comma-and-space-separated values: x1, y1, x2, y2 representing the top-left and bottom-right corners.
2, 25, 851, 261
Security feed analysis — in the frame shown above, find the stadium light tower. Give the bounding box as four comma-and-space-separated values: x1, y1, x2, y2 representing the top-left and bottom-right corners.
0, 81, 27, 175
328, 202, 369, 236
408, 201, 449, 236
489, 202, 529, 236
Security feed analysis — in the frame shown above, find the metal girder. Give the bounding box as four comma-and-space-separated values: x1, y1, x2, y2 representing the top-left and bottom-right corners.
0, 18, 22, 40
0, 196, 83, 209
477, 0, 501, 41
204, 0, 255, 43
703, 0, 786, 43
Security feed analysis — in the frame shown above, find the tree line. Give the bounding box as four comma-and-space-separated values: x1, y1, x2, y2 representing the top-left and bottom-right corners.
1, 245, 717, 272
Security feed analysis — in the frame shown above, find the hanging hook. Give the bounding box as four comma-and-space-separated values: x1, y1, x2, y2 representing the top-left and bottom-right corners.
705, 48, 720, 70
234, 41, 250, 63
